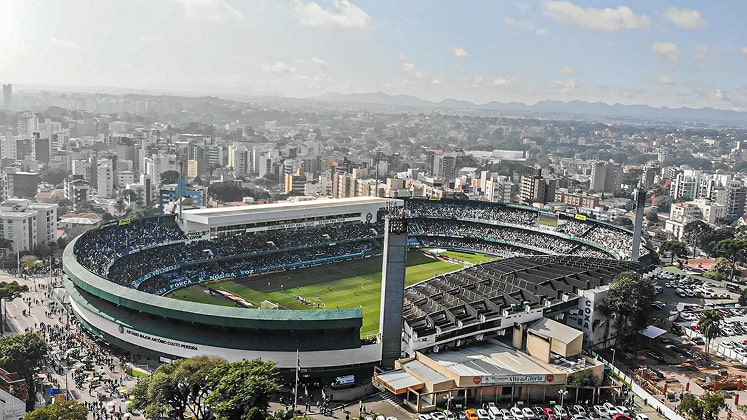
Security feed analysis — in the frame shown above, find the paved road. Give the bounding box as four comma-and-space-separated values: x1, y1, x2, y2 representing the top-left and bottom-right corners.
1, 271, 143, 419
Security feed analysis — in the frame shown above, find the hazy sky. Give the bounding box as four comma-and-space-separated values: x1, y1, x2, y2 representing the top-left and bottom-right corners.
1, 0, 746, 110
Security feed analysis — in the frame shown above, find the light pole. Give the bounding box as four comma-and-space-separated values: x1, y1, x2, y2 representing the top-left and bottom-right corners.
611, 348, 617, 366
558, 389, 569, 420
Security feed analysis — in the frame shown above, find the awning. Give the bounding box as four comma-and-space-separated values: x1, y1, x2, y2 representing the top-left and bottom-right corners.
373, 370, 424, 395
640, 325, 667, 339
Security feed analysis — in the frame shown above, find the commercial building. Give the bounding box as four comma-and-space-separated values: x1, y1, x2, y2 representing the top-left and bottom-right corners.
374, 319, 605, 412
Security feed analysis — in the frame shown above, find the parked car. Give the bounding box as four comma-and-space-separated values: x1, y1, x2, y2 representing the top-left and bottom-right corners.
510, 406, 525, 419
464, 409, 479, 420
476, 409, 491, 420
522, 407, 537, 419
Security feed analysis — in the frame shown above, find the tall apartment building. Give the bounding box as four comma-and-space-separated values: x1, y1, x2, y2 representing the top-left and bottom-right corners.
484, 176, 514, 203
520, 169, 556, 204
332, 172, 354, 198
64, 176, 90, 212
97, 162, 114, 199
2, 84, 12, 108
2, 170, 40, 200
670, 171, 747, 220
0, 199, 58, 253
284, 169, 307, 196
590, 161, 621, 193
227, 143, 250, 175
432, 153, 458, 180
17, 111, 38, 138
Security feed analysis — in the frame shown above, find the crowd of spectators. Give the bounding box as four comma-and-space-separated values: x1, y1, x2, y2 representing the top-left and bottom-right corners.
416, 237, 540, 258
555, 219, 594, 237
409, 219, 580, 254
583, 225, 646, 258
139, 241, 378, 294
74, 218, 383, 291
74, 217, 186, 275
106, 222, 380, 286
407, 200, 538, 226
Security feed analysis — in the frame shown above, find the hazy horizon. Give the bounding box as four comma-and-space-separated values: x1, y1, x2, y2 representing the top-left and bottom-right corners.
2, 0, 746, 111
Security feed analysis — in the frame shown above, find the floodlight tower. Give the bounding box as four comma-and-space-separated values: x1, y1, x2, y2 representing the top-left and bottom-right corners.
631, 187, 646, 262
379, 201, 408, 368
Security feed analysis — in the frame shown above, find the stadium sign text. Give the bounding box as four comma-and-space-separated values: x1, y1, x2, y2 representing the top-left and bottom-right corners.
479, 374, 546, 384
125, 329, 198, 351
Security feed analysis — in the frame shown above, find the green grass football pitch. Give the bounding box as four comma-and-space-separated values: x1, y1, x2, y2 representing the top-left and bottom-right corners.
166, 250, 497, 336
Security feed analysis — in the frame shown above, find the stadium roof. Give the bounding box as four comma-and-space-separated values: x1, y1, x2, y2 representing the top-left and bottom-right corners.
181, 197, 398, 232
403, 255, 646, 338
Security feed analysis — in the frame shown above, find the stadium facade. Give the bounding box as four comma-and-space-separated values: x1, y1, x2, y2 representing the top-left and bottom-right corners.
63, 197, 654, 382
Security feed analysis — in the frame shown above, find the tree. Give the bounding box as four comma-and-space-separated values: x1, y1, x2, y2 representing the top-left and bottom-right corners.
205, 359, 280, 420
132, 355, 226, 420
710, 257, 735, 282
677, 391, 725, 420
603, 271, 656, 339
0, 333, 48, 409
700, 229, 736, 256
25, 400, 87, 420
612, 217, 633, 228
684, 221, 713, 256
698, 310, 723, 360
39, 168, 70, 186
572, 370, 600, 387
0, 281, 29, 334
20, 255, 41, 274
645, 208, 659, 223
712, 239, 747, 279
208, 182, 245, 202
659, 241, 688, 264
161, 170, 181, 185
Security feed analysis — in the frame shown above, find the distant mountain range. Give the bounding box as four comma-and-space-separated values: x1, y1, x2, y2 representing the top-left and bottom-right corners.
310, 91, 747, 126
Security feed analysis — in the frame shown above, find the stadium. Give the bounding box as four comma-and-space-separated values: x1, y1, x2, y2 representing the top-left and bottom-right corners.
62, 196, 655, 384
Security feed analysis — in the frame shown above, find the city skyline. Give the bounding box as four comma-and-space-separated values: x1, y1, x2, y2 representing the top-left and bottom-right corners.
1, 0, 746, 110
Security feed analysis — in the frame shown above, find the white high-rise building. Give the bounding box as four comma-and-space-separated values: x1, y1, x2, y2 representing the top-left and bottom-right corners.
0, 199, 58, 253
97, 162, 114, 199
17, 111, 38, 138
72, 159, 92, 181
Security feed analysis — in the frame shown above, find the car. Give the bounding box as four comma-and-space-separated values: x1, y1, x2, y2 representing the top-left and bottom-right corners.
634, 414, 649, 420
476, 409, 491, 420
444, 410, 456, 420
543, 407, 558, 420
457, 412, 467, 420
693, 336, 706, 345
386, 417, 399, 420
510, 406, 525, 419
498, 408, 515, 420
611, 415, 631, 420
615, 406, 630, 415
487, 406, 501, 420
573, 405, 587, 416
464, 409, 479, 420
593, 405, 609, 417
418, 415, 432, 420
522, 407, 537, 419
431, 413, 447, 420
571, 416, 591, 420
602, 402, 619, 415
553, 405, 569, 418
